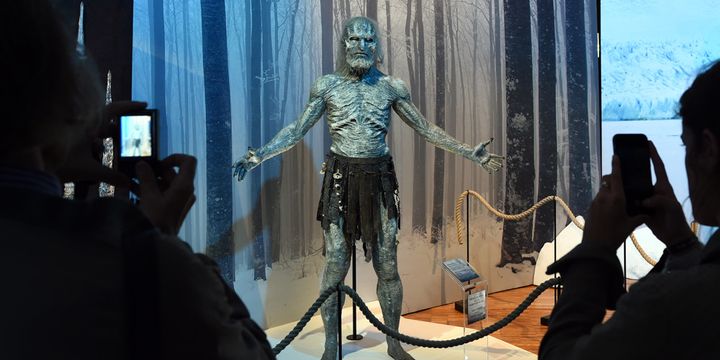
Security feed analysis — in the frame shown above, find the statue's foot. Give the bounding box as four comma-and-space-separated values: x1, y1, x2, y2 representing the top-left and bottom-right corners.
388, 340, 415, 360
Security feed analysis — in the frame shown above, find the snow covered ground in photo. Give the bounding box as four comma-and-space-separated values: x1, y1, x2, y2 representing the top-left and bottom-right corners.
602, 120, 717, 244
602, 120, 688, 215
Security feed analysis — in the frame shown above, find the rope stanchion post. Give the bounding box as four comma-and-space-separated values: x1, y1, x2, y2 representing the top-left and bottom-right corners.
623, 241, 628, 290
347, 245, 363, 341
540, 196, 559, 326
554, 196, 558, 305
337, 282, 343, 359
466, 190, 470, 262
454, 190, 472, 314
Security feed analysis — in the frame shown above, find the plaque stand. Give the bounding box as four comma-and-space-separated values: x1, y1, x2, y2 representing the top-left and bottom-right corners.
443, 258, 489, 359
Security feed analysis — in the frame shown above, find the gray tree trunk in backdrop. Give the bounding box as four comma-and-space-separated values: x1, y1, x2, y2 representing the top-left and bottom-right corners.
444, 0, 458, 216
322, 1, 334, 78
412, 0, 428, 236
385, 0, 395, 147
278, 0, 303, 261
430, 0, 446, 244
150, 0, 166, 157
533, 0, 558, 251
366, 0, 378, 20
566, 0, 592, 217
201, 0, 234, 282
404, 0, 416, 89
248, 0, 265, 280
491, 0, 504, 206
384, 0, 393, 74
321, 0, 333, 153
182, 0, 191, 146
500, 0, 535, 265
260, 0, 282, 266
279, 0, 301, 124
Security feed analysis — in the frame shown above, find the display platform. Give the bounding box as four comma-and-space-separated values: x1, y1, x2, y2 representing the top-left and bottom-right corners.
266, 300, 536, 359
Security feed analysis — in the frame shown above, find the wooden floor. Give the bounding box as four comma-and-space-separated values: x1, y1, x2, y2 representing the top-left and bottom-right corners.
404, 285, 556, 355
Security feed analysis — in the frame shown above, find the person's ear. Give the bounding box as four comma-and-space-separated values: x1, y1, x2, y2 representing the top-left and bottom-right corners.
700, 128, 720, 172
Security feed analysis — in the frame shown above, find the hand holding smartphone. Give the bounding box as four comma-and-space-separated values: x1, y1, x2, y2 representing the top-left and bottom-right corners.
612, 134, 653, 216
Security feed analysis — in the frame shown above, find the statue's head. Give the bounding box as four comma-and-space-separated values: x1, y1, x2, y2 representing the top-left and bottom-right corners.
337, 16, 383, 77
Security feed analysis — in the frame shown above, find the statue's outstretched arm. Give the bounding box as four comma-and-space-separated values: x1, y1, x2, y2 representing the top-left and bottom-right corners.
390, 78, 503, 173
233, 78, 328, 181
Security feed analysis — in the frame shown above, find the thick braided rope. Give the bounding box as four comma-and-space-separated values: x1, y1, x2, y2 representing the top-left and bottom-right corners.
272, 286, 337, 355
272, 277, 560, 354
454, 191, 657, 266
340, 277, 561, 348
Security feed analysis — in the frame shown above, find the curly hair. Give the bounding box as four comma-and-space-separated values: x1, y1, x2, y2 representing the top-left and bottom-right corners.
679, 60, 720, 144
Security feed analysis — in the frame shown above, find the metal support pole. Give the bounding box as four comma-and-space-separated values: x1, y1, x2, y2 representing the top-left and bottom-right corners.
553, 201, 558, 304
466, 192, 470, 262
337, 283, 343, 359
455, 190, 472, 313
541, 197, 558, 326
623, 242, 627, 290
347, 245, 363, 340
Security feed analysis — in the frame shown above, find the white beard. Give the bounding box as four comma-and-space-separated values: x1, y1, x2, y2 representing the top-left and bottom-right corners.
347, 55, 373, 73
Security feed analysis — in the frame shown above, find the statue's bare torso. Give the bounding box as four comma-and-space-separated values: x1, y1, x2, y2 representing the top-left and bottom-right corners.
317, 69, 402, 158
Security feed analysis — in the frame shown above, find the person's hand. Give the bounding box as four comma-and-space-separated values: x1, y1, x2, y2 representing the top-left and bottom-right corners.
232, 148, 261, 181
583, 155, 648, 251
136, 154, 197, 235
55, 101, 147, 186
470, 138, 504, 173
641, 141, 694, 246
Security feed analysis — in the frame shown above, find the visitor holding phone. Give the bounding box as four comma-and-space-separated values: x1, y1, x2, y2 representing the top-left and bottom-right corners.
539, 60, 720, 359
0, 1, 274, 359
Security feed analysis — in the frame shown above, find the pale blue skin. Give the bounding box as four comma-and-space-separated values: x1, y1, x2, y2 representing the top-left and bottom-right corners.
233, 17, 502, 360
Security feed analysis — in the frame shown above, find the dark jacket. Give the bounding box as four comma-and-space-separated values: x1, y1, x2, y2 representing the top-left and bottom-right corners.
0, 171, 274, 360
540, 230, 718, 360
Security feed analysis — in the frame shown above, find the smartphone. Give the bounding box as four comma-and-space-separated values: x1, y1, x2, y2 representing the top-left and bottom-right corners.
612, 134, 653, 215
117, 109, 158, 178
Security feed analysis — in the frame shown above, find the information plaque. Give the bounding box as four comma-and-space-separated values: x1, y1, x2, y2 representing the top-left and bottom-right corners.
442, 258, 480, 284
466, 286, 487, 325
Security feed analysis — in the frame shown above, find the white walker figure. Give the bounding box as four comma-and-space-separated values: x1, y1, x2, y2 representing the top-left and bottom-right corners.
127, 123, 144, 156
233, 17, 503, 360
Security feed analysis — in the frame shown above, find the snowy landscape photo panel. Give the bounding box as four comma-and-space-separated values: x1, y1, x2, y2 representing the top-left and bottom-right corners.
601, 0, 720, 246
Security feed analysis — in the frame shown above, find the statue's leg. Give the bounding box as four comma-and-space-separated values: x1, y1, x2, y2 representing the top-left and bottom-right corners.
373, 205, 415, 360
320, 221, 351, 360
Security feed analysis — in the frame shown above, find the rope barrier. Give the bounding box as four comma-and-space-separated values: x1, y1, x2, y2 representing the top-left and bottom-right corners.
272, 277, 561, 355
341, 277, 560, 348
271, 286, 337, 354
271, 189, 696, 354
453, 190, 658, 266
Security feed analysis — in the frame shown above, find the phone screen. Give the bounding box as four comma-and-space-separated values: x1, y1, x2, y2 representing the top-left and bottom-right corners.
119, 114, 153, 158
613, 134, 652, 215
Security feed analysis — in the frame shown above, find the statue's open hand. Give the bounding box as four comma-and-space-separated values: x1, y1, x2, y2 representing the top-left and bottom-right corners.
472, 138, 504, 173
232, 148, 261, 181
